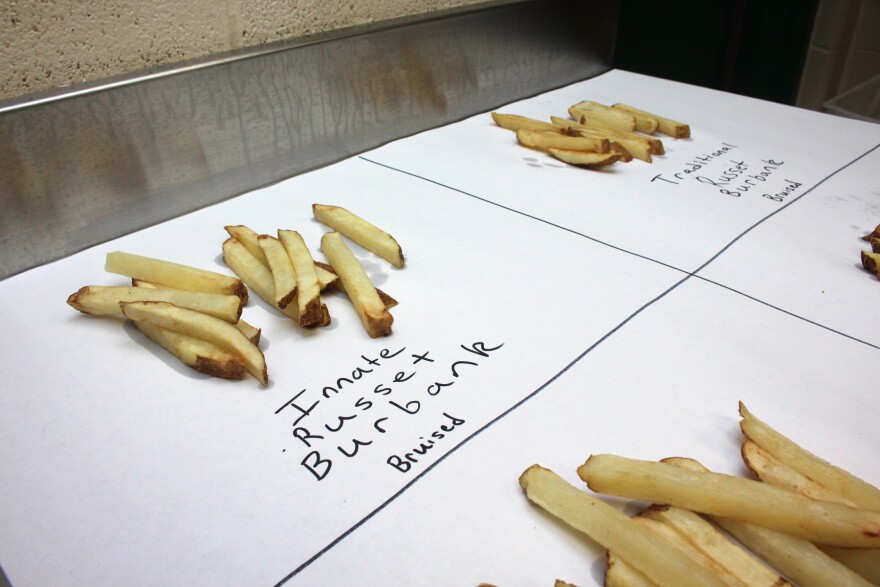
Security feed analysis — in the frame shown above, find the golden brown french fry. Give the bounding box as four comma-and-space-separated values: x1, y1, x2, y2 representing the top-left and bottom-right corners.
862, 225, 880, 242
258, 235, 298, 309
861, 251, 880, 278
120, 301, 267, 386
313, 204, 404, 268
605, 551, 658, 587
131, 279, 261, 344
609, 142, 634, 163
819, 546, 880, 585
663, 457, 875, 587
491, 112, 562, 133
105, 251, 247, 303
223, 237, 311, 324
548, 149, 619, 168
739, 403, 880, 511
67, 285, 242, 323
741, 439, 855, 506
518, 465, 729, 587
552, 117, 664, 156
629, 516, 744, 587
612, 104, 690, 138
314, 261, 396, 309
640, 505, 789, 587
321, 231, 393, 337
578, 454, 880, 547
516, 129, 609, 153
570, 102, 637, 133
225, 225, 268, 267
278, 229, 326, 328
133, 321, 246, 380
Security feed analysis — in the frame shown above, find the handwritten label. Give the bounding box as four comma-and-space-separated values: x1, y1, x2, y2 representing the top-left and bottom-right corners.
651, 143, 802, 202
275, 340, 504, 481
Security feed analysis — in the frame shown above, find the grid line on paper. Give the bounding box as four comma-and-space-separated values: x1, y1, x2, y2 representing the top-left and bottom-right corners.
272, 145, 878, 586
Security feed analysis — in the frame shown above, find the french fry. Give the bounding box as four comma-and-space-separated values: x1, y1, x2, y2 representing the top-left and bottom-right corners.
258, 235, 298, 309
279, 230, 326, 328
133, 321, 246, 380
739, 402, 880, 511
131, 279, 261, 344
629, 516, 744, 587
741, 439, 855, 506
861, 251, 880, 278
664, 458, 875, 587
640, 505, 788, 587
577, 454, 880, 547
225, 225, 268, 267
612, 104, 690, 138
516, 129, 609, 153
871, 238, 880, 254
491, 112, 562, 133
819, 546, 880, 585
548, 149, 620, 168
609, 142, 634, 163
105, 251, 247, 303
120, 301, 267, 386
552, 117, 663, 155
67, 285, 242, 323
222, 237, 309, 324
321, 231, 393, 337
570, 102, 637, 133
314, 261, 396, 309
518, 465, 730, 587
862, 225, 880, 242
313, 204, 405, 268
604, 550, 657, 587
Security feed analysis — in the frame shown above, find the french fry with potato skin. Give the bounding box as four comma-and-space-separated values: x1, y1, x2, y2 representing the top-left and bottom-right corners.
663, 457, 875, 587
133, 321, 246, 380
491, 112, 562, 133
516, 129, 609, 153
313, 204, 405, 269
578, 454, 880, 548
639, 505, 789, 587
569, 100, 658, 134
518, 465, 730, 587
739, 402, 880, 511
279, 229, 327, 328
67, 285, 242, 323
226, 224, 339, 290
105, 251, 247, 303
612, 104, 690, 138
861, 251, 880, 278
257, 235, 298, 309
223, 237, 330, 326
321, 231, 393, 338
741, 439, 855, 506
548, 149, 620, 168
552, 116, 663, 158
569, 102, 637, 133
120, 301, 267, 386
131, 279, 261, 344
604, 550, 657, 587
314, 261, 396, 309
629, 516, 745, 587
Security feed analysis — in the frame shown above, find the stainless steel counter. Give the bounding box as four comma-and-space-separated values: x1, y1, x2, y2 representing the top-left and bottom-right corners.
0, 0, 619, 280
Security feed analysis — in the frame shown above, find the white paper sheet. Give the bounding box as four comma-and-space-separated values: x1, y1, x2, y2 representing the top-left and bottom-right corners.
1, 70, 878, 587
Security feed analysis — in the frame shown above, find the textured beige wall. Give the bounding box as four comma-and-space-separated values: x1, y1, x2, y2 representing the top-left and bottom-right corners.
0, 0, 492, 102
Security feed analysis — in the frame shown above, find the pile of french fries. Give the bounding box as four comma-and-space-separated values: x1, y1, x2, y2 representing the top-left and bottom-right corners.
492, 101, 690, 169
67, 204, 404, 386
860, 224, 880, 280
518, 403, 880, 587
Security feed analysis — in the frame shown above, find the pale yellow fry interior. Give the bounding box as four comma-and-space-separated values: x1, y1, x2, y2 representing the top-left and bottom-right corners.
258, 235, 298, 309
313, 204, 404, 268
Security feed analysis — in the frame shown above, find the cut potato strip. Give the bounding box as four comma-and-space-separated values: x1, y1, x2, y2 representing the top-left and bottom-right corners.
133, 321, 246, 380
279, 229, 327, 327
67, 285, 242, 323
258, 235, 298, 309
548, 148, 619, 167
313, 204, 404, 268
612, 103, 690, 138
516, 129, 609, 153
491, 112, 562, 133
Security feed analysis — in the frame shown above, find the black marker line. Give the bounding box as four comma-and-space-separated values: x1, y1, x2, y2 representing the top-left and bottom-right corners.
272, 274, 690, 587
693, 275, 880, 350
274, 144, 879, 585
358, 155, 690, 276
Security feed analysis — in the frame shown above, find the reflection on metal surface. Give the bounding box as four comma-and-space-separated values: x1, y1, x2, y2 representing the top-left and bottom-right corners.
0, 0, 618, 280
